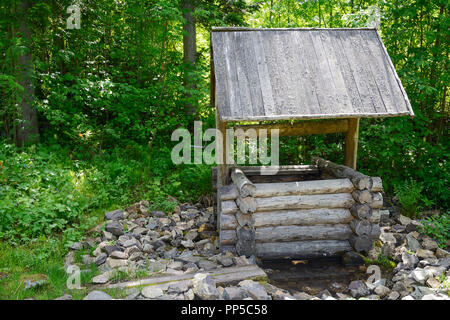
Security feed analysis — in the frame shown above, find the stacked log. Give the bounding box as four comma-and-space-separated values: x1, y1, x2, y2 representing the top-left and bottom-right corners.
218, 167, 357, 259
313, 157, 383, 253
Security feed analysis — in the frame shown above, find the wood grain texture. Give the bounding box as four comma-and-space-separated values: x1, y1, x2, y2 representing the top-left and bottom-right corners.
252, 208, 353, 227
255, 224, 352, 242
211, 28, 413, 122
255, 193, 355, 211
253, 178, 354, 198
255, 240, 352, 259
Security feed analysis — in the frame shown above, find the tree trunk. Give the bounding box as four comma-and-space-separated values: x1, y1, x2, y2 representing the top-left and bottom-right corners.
181, 0, 197, 115
16, 0, 39, 146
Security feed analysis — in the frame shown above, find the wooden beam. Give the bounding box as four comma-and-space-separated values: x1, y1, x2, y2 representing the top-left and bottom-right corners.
255, 193, 355, 211
233, 119, 348, 137
255, 240, 352, 259
344, 118, 360, 169
253, 179, 354, 198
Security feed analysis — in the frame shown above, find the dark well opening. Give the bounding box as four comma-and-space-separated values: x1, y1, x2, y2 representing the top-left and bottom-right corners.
261, 257, 366, 296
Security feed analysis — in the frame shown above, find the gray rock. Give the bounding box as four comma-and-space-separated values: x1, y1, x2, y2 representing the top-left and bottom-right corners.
184, 230, 198, 241
422, 293, 450, 300
422, 238, 439, 251
105, 221, 123, 237
141, 286, 164, 299
401, 295, 415, 300
410, 268, 432, 284
184, 289, 195, 300
123, 238, 142, 250
374, 285, 390, 297
222, 287, 250, 300
94, 253, 107, 266
105, 209, 124, 221
148, 260, 168, 273
293, 292, 314, 300
104, 245, 124, 256
164, 248, 179, 259
406, 233, 422, 252
438, 257, 450, 269
397, 215, 412, 226
197, 260, 218, 271
348, 280, 370, 298
191, 273, 220, 300
83, 290, 113, 300
129, 252, 143, 261
217, 256, 234, 267
69, 242, 83, 250
411, 286, 434, 300
110, 251, 128, 259
435, 247, 449, 259
238, 280, 271, 300
181, 240, 195, 249
402, 252, 419, 270
167, 261, 184, 270
167, 281, 190, 294
91, 272, 111, 284
150, 210, 166, 218
124, 245, 141, 257
106, 257, 128, 268
233, 255, 251, 266
387, 291, 400, 300
102, 230, 115, 241
416, 249, 435, 259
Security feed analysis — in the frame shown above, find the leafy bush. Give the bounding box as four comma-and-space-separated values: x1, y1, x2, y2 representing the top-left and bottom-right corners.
419, 213, 450, 248
394, 179, 430, 218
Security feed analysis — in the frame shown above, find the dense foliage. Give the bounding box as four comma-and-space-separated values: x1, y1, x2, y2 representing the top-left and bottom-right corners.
0, 0, 448, 244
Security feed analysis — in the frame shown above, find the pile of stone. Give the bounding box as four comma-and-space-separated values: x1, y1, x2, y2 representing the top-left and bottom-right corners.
65, 201, 257, 286
62, 200, 449, 301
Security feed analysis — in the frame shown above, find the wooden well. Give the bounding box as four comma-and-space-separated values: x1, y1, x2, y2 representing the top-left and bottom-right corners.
213, 158, 383, 259
210, 27, 413, 259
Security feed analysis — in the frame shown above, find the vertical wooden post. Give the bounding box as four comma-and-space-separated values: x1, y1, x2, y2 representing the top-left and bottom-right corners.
344, 118, 360, 169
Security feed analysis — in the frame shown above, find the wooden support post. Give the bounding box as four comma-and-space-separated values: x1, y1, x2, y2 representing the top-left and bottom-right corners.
344, 118, 360, 169
216, 110, 228, 188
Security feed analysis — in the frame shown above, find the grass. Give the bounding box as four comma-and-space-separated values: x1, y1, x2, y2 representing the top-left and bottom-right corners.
0, 239, 100, 300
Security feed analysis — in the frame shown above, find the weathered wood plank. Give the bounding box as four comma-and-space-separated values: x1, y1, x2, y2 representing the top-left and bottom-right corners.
231, 167, 256, 197
320, 30, 354, 113
252, 208, 353, 227
313, 157, 372, 189
252, 31, 276, 116
255, 224, 352, 242
255, 240, 352, 259
253, 178, 353, 198
233, 119, 349, 138
255, 193, 355, 211
222, 32, 241, 118
344, 117, 359, 169
336, 30, 376, 114
234, 32, 254, 118
237, 31, 265, 116
219, 184, 239, 201
106, 264, 266, 290
360, 30, 397, 113
211, 32, 231, 118
236, 196, 257, 213
371, 177, 383, 192
221, 200, 238, 215
220, 229, 237, 245
220, 213, 238, 230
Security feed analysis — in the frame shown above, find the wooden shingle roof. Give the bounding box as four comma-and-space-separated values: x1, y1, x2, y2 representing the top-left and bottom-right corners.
211, 28, 414, 121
